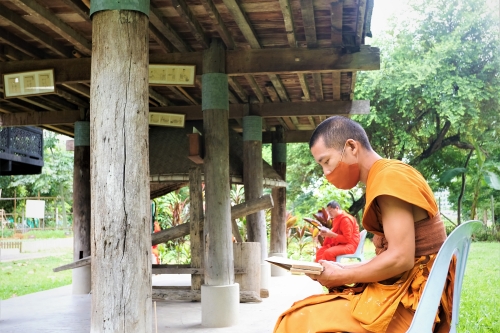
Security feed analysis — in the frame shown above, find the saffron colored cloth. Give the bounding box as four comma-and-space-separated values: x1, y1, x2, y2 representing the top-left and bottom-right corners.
315, 212, 360, 262
274, 159, 452, 333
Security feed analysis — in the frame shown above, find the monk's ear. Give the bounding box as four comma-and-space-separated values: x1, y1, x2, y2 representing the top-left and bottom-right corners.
346, 139, 359, 154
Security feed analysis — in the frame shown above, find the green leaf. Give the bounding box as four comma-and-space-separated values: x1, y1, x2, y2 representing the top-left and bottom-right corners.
483, 171, 500, 190
439, 168, 468, 183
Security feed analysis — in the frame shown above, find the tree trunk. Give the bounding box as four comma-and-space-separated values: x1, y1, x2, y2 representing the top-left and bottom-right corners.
90, 10, 151, 333
458, 149, 473, 225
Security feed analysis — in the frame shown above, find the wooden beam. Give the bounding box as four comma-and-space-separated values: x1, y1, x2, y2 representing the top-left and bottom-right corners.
297, 73, 310, 101
171, 0, 210, 49
149, 23, 176, 53
262, 130, 315, 143
290, 116, 300, 129
55, 89, 89, 108
228, 76, 248, 103
39, 95, 77, 110
307, 116, 316, 127
299, 0, 318, 48
268, 74, 289, 102
200, 0, 235, 49
332, 71, 341, 100
312, 73, 323, 101
350, 71, 357, 100
278, 0, 297, 47
1, 44, 31, 61
9, 0, 92, 55
355, 0, 367, 46
331, 1, 343, 47
222, 0, 261, 48
59, 0, 90, 22
152, 194, 274, 246
62, 83, 91, 98
150, 6, 192, 53
0, 4, 73, 58
177, 86, 199, 105
42, 124, 74, 136
0, 27, 45, 59
245, 74, 266, 103
0, 110, 80, 127
265, 83, 280, 103
149, 87, 172, 106
228, 89, 239, 104
282, 117, 296, 130
53, 256, 91, 272
0, 47, 380, 84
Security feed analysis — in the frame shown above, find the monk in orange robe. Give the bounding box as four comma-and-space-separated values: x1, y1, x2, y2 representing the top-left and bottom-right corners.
315, 200, 360, 262
151, 221, 161, 264
274, 116, 453, 333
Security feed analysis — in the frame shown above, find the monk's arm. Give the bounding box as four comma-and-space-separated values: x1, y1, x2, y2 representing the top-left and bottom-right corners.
316, 195, 415, 287
332, 217, 354, 244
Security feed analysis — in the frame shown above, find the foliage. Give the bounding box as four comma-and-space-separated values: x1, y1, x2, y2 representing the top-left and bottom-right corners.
353, 0, 500, 223
0, 131, 74, 227
0, 252, 73, 300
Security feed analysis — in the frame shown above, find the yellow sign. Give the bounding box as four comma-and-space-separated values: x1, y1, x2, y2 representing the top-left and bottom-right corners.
3, 69, 55, 98
149, 64, 195, 86
149, 112, 185, 128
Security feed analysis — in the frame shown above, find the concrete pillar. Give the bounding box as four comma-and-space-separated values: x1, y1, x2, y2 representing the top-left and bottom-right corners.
243, 115, 270, 296
201, 38, 239, 327
270, 126, 288, 276
89, 1, 151, 332
72, 121, 91, 293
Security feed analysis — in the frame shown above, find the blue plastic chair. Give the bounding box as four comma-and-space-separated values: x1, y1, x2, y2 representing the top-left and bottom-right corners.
406, 220, 482, 333
336, 229, 368, 262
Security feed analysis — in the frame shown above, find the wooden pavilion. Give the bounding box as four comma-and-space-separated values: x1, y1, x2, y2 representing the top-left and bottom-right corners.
0, 0, 379, 330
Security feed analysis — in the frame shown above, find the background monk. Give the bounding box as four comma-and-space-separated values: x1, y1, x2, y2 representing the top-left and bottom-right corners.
274, 116, 453, 333
315, 200, 360, 262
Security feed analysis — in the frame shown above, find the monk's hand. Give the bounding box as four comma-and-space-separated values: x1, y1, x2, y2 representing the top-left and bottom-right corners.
313, 260, 346, 288
319, 227, 333, 237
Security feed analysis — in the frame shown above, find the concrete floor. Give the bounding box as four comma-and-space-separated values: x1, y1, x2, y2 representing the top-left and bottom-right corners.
0, 273, 323, 333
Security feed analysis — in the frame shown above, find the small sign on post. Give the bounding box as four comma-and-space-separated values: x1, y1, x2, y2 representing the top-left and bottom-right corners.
149, 64, 196, 86
3, 69, 55, 98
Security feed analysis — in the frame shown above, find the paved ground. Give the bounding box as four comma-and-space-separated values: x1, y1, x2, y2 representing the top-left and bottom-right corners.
0, 273, 323, 333
0, 250, 66, 263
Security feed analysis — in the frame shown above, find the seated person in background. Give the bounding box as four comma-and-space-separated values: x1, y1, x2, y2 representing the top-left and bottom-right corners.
315, 200, 360, 262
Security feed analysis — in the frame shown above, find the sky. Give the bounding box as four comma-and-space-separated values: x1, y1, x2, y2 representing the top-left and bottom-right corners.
368, 0, 410, 39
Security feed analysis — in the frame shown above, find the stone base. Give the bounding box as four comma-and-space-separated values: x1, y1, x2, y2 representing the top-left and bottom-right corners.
260, 262, 271, 298
201, 283, 239, 327
72, 266, 91, 294
269, 252, 289, 277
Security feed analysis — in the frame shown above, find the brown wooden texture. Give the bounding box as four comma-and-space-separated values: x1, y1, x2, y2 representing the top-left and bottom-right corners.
189, 166, 204, 290
152, 289, 260, 303
202, 39, 234, 286
243, 138, 267, 263
270, 126, 287, 255
233, 242, 262, 302
53, 255, 91, 272
90, 10, 151, 333
73, 146, 91, 265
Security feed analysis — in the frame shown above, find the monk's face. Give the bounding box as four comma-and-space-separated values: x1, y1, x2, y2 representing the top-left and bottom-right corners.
310, 137, 344, 176
326, 206, 340, 219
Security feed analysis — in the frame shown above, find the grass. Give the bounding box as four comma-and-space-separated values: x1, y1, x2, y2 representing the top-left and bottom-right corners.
458, 242, 500, 333
0, 252, 73, 300
0, 229, 72, 240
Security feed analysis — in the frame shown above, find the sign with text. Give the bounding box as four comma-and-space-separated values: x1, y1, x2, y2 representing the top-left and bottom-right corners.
149, 112, 185, 128
3, 69, 55, 98
149, 64, 195, 86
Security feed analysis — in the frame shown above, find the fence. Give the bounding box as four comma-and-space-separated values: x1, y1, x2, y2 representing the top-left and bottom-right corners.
0, 240, 22, 251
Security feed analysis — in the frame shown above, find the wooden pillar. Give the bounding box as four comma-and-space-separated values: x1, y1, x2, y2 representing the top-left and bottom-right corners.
270, 126, 287, 276
243, 115, 269, 297
89, 1, 151, 332
72, 121, 91, 294
189, 166, 204, 290
201, 38, 238, 327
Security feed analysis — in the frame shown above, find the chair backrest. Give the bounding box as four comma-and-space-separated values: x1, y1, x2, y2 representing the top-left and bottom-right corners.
354, 229, 367, 256
406, 220, 481, 333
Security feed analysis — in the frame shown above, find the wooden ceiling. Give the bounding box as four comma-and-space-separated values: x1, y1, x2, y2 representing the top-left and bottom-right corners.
0, 0, 378, 141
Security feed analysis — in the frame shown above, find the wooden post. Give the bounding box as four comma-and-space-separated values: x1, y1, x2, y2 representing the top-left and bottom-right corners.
233, 242, 261, 302
270, 125, 287, 276
243, 115, 269, 297
90, 2, 151, 332
201, 38, 239, 327
72, 121, 91, 294
189, 166, 204, 290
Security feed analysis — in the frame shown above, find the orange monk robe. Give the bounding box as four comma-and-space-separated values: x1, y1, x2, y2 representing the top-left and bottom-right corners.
315, 212, 360, 262
274, 159, 452, 333
152, 221, 161, 264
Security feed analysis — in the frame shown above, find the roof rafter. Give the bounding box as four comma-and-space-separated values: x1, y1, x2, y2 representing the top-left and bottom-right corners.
199, 0, 235, 49
297, 73, 310, 101
171, 0, 210, 49
299, 0, 318, 48
331, 0, 343, 47
9, 0, 92, 55
278, 0, 297, 47
312, 73, 323, 101
0, 3, 73, 58
150, 6, 192, 53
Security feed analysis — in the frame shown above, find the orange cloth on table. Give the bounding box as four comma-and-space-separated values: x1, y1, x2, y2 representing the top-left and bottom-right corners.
315, 212, 360, 262
274, 159, 453, 333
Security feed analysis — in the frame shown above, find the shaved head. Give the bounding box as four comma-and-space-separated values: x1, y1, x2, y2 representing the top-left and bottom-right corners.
309, 116, 372, 151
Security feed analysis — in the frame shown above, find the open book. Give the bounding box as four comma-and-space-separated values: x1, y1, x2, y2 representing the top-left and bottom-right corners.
266, 256, 324, 275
